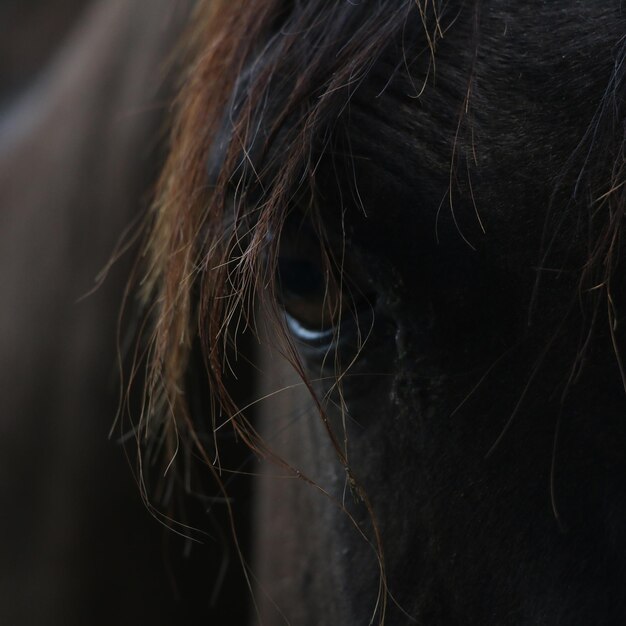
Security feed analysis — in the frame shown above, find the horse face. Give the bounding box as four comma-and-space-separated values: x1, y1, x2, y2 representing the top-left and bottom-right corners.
150, 0, 626, 623
247, 3, 626, 624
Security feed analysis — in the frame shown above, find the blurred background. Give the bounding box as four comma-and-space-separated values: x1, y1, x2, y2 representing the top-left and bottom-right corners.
0, 0, 88, 103
0, 1, 250, 623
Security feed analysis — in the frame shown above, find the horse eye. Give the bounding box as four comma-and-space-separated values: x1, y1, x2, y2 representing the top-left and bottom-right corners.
275, 243, 343, 335
274, 217, 376, 344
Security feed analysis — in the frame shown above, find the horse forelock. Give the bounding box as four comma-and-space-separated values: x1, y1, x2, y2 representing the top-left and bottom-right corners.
141, 0, 434, 469
140, 3, 445, 620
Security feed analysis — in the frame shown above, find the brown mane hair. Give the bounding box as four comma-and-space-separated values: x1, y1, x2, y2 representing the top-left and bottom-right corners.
136, 0, 437, 620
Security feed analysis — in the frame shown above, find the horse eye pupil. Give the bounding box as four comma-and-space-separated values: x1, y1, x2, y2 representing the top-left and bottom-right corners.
277, 257, 324, 298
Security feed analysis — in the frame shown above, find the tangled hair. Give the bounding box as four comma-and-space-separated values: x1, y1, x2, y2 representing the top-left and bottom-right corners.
135, 0, 626, 620
143, 0, 437, 434
137, 0, 441, 619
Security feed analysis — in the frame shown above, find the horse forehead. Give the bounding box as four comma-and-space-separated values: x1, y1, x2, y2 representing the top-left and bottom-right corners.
208, 1, 624, 230
347, 2, 622, 164
336, 3, 624, 247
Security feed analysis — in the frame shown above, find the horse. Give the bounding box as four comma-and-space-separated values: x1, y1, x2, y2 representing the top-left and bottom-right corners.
3, 0, 626, 624
142, 0, 626, 624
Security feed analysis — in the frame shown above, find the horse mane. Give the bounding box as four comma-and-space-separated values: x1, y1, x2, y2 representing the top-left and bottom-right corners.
137, 2, 436, 619
140, 0, 430, 490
